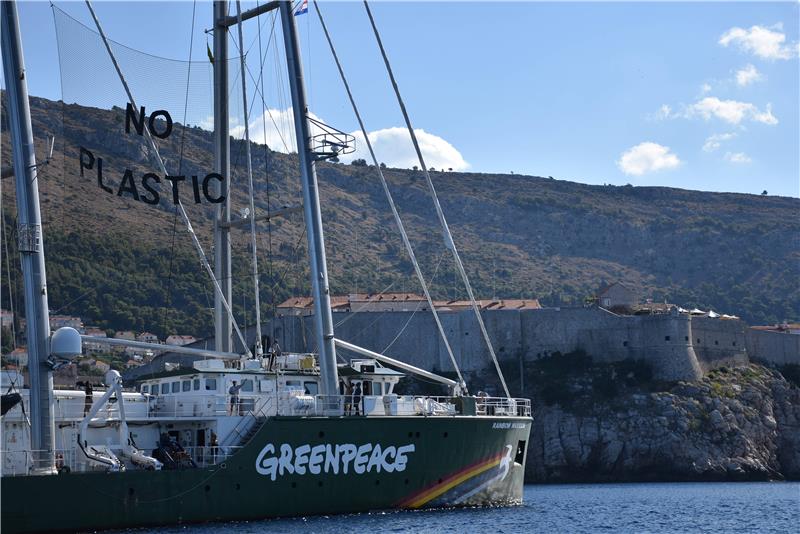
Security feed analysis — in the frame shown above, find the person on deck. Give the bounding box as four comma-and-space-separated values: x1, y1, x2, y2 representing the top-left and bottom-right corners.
345, 382, 353, 415
352, 382, 363, 416
83, 382, 93, 416
209, 431, 219, 464
228, 380, 243, 415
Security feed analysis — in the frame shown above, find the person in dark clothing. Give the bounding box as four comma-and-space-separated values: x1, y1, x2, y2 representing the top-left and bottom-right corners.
352, 382, 363, 416
228, 381, 243, 415
83, 382, 93, 416
345, 382, 353, 415
209, 431, 219, 463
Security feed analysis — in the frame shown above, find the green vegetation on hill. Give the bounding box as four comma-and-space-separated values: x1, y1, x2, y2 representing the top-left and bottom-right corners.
1, 96, 798, 339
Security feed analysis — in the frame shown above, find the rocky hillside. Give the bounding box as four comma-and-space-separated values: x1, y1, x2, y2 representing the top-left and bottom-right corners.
1, 96, 798, 337
519, 357, 800, 482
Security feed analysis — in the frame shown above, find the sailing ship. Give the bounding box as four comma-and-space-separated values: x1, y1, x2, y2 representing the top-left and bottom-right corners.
0, 1, 532, 532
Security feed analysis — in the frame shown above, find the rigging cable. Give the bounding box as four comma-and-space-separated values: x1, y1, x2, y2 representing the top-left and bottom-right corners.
313, 0, 466, 392
235, 0, 264, 357
361, 0, 509, 397
84, 0, 252, 357
255, 1, 277, 341
161, 0, 197, 338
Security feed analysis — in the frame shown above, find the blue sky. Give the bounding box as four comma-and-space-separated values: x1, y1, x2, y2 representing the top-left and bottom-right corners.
8, 1, 800, 197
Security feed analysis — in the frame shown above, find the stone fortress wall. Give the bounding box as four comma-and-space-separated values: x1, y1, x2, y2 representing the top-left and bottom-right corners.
266, 307, 765, 383
126, 307, 797, 384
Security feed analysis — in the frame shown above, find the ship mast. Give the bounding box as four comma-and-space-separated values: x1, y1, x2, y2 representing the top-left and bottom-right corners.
279, 1, 339, 398
1, 0, 56, 474
213, 0, 233, 353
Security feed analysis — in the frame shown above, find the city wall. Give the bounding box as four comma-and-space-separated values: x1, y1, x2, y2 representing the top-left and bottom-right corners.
268, 308, 722, 382
127, 308, 764, 385
746, 329, 800, 366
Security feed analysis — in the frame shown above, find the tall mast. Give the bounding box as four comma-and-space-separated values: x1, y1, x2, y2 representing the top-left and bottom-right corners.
213, 0, 233, 353
279, 1, 338, 397
1, 0, 56, 474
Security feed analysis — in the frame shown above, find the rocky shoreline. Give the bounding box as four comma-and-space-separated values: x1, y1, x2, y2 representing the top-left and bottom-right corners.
524, 364, 800, 483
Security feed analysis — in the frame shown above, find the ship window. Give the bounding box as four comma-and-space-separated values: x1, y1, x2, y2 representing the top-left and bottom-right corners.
205, 378, 217, 391
182, 381, 191, 392
286, 380, 301, 389
304, 381, 318, 396
171, 382, 180, 393
193, 379, 200, 391
141, 385, 149, 394
241, 379, 254, 392
161, 383, 169, 394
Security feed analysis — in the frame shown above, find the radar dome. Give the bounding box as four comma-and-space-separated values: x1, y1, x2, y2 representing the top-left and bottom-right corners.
50, 327, 82, 359
104, 370, 121, 386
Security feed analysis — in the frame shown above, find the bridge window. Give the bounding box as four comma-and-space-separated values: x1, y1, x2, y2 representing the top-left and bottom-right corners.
182, 381, 191, 392
241, 379, 254, 392
141, 385, 149, 394
171, 382, 180, 393
193, 379, 200, 391
304, 381, 319, 396
205, 378, 217, 391
161, 383, 169, 394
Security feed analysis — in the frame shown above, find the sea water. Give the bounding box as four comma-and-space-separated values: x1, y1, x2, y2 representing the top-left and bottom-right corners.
135, 482, 799, 533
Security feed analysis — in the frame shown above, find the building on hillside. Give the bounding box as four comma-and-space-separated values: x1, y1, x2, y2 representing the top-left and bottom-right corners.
276, 296, 351, 316
1, 309, 14, 329
114, 331, 136, 341
277, 294, 542, 315
751, 323, 800, 335
596, 282, 639, 311
349, 293, 428, 313
166, 335, 197, 346
136, 332, 159, 344
49, 315, 84, 333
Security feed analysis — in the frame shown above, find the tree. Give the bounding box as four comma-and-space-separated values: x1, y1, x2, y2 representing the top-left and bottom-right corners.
351, 158, 367, 167
761, 190, 768, 195
380, 162, 387, 169
330, 155, 340, 163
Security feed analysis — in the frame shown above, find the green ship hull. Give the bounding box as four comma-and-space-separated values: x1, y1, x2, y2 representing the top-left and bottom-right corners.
1, 415, 531, 533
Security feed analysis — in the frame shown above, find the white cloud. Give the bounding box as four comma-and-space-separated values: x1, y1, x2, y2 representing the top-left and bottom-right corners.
343, 127, 469, 171
725, 152, 753, 164
652, 104, 673, 120
685, 97, 777, 125
719, 24, 798, 60
700, 83, 712, 94
702, 132, 737, 153
735, 64, 763, 86
617, 142, 681, 176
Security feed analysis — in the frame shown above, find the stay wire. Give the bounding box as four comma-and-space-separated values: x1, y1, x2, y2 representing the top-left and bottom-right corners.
313, 0, 466, 390
161, 0, 197, 337
362, 0, 508, 397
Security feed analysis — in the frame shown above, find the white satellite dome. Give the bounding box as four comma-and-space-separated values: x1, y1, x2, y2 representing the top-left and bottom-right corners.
50, 327, 82, 359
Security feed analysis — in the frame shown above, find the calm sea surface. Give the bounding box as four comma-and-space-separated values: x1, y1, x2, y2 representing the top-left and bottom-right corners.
134, 483, 799, 534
